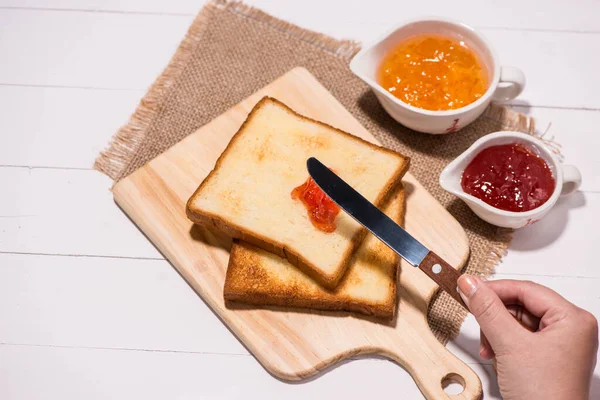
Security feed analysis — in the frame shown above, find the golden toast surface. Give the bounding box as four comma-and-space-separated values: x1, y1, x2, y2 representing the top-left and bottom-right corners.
187, 97, 409, 288
224, 188, 405, 319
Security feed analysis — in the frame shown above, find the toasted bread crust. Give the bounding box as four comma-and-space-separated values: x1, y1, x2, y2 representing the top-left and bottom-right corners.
224, 290, 394, 318
186, 96, 409, 289
224, 187, 405, 319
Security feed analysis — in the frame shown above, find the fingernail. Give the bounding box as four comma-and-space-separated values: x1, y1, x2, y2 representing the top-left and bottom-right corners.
458, 275, 480, 306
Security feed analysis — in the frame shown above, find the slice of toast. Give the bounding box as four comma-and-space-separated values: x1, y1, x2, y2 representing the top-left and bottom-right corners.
186, 97, 409, 288
224, 187, 405, 319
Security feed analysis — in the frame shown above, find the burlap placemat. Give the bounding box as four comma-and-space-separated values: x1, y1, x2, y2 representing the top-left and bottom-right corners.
95, 0, 545, 343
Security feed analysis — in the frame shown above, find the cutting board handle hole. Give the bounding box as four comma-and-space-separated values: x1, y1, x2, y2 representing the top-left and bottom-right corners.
441, 373, 465, 396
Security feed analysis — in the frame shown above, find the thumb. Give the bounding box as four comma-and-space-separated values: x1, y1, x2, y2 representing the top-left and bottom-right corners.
458, 275, 522, 348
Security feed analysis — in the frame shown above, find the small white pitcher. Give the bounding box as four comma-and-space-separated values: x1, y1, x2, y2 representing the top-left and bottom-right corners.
350, 17, 526, 134
439, 131, 582, 229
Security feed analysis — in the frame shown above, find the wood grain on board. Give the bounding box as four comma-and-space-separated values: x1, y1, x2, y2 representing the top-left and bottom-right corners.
112, 67, 479, 399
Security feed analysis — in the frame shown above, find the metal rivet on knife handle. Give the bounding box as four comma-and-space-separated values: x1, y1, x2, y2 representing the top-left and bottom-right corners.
418, 251, 467, 310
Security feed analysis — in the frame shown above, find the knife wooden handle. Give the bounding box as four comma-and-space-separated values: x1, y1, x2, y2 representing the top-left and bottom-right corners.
419, 251, 467, 310
419, 255, 541, 328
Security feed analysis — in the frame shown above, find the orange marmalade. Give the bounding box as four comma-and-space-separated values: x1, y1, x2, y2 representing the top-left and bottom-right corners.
378, 34, 488, 111
292, 176, 340, 233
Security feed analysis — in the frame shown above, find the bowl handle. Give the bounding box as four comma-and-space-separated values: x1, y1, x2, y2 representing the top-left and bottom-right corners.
492, 66, 526, 101
561, 165, 582, 195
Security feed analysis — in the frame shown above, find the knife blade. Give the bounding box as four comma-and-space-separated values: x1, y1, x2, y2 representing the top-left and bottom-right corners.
307, 157, 467, 309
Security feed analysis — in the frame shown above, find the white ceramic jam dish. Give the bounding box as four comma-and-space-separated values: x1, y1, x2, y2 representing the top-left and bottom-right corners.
349, 17, 526, 134
439, 131, 582, 229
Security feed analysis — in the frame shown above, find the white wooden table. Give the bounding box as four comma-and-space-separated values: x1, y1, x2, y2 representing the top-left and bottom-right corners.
1, 1, 599, 398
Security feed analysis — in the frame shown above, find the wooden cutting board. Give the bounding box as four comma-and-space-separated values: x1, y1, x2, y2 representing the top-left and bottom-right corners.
113, 67, 480, 399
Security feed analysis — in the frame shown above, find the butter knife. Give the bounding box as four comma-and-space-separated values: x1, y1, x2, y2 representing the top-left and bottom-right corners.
307, 157, 467, 309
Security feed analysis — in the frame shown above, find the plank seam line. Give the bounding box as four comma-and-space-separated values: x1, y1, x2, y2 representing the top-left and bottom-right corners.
0, 82, 145, 92
506, 104, 600, 112
0, 164, 94, 171
0, 251, 164, 261
0, 342, 250, 356
2, 6, 600, 35
3, 166, 599, 196
2, 250, 597, 280
0, 342, 495, 366
480, 26, 600, 35
494, 272, 600, 280
3, 82, 599, 111
0, 6, 193, 17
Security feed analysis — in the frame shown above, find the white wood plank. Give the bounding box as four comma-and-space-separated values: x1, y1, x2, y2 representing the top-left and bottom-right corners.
2, 0, 600, 33
0, 345, 505, 400
2, 252, 598, 360
502, 191, 600, 278
0, 10, 192, 90
482, 29, 600, 110
507, 105, 600, 193
0, 86, 143, 169
1, 9, 600, 109
0, 253, 246, 355
246, 0, 600, 35
0, 167, 161, 258
0, 0, 199, 15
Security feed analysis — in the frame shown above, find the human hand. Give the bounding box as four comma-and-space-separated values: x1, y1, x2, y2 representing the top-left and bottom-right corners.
457, 276, 598, 400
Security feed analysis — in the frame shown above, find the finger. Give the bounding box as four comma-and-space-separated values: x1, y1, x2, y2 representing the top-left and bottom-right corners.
486, 280, 572, 318
476, 309, 537, 364
458, 275, 523, 346
507, 304, 540, 332
480, 330, 495, 360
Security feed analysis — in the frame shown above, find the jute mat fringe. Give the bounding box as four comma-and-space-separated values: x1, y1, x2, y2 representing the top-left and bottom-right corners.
94, 0, 362, 181
95, 0, 555, 344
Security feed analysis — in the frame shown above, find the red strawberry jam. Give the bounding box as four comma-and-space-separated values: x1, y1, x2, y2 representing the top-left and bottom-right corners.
292, 176, 340, 233
461, 144, 555, 212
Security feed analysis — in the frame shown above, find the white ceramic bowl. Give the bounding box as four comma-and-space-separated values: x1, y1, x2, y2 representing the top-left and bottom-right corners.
439, 131, 582, 229
349, 17, 526, 134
